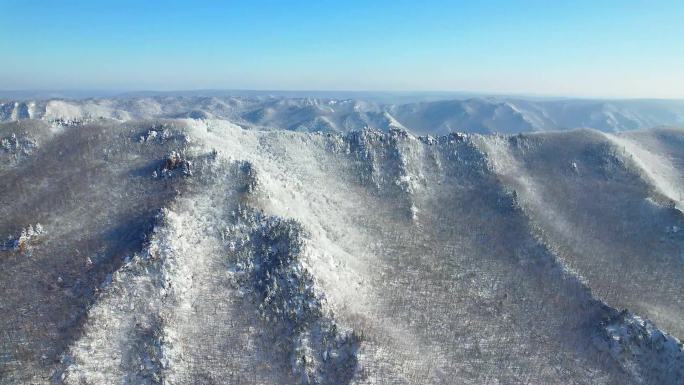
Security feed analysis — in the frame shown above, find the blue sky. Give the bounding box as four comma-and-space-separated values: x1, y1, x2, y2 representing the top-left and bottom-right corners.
1, 0, 683, 98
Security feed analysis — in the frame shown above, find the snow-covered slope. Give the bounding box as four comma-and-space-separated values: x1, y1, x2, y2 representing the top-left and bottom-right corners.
3, 96, 684, 134
1, 118, 683, 385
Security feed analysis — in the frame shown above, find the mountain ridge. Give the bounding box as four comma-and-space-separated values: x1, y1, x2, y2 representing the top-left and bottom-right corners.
2, 117, 683, 384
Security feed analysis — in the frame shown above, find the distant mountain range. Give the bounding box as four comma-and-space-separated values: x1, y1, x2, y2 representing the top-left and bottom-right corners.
2, 95, 684, 134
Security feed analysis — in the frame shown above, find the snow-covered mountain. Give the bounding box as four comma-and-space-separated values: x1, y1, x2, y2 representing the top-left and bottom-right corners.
2, 96, 684, 134
1, 114, 683, 384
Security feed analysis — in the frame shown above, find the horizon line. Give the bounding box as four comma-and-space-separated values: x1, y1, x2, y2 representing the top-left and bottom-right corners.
1, 88, 683, 102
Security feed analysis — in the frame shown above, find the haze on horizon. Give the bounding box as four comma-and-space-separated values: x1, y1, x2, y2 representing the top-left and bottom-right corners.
1, 0, 683, 99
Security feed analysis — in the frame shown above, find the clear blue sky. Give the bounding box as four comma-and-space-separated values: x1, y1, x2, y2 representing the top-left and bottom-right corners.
1, 0, 683, 98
